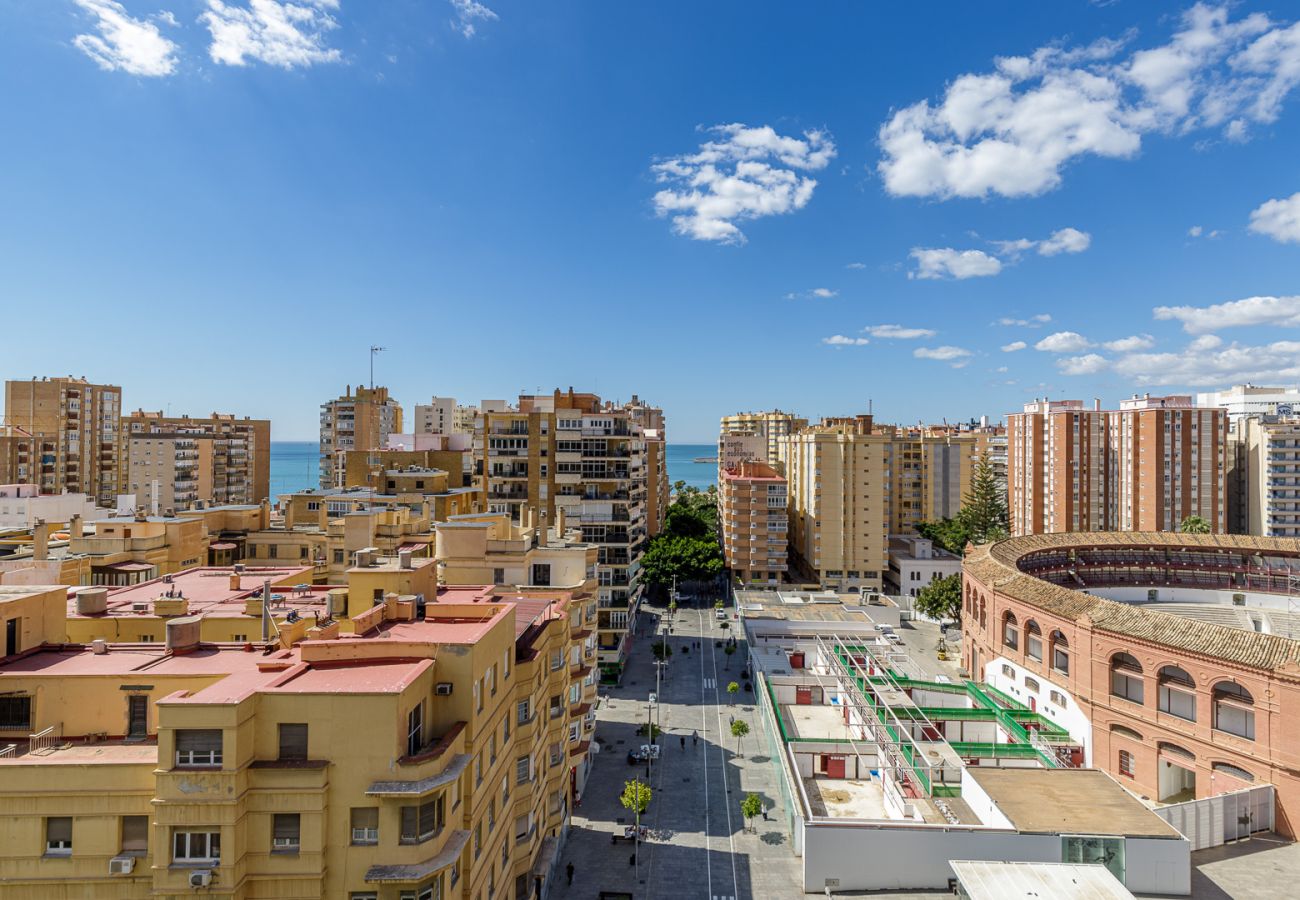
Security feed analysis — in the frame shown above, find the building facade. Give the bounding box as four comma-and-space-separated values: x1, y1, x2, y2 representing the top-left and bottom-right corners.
3, 377, 122, 505
1236, 417, 1300, 537
884, 427, 976, 535
319, 386, 403, 489
414, 396, 459, 435
121, 411, 270, 504
718, 410, 808, 474
719, 461, 788, 586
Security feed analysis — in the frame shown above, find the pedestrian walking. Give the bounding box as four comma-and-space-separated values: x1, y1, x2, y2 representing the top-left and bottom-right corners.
566, 862, 574, 885
680, 735, 686, 750
692, 730, 698, 745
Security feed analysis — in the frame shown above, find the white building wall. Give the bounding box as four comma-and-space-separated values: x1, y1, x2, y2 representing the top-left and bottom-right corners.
985, 655, 1093, 765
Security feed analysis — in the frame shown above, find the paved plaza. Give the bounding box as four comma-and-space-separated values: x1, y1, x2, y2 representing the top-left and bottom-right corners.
557, 597, 802, 900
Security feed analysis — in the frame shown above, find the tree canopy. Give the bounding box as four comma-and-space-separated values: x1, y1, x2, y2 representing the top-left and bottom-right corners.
620, 778, 652, 816
917, 452, 1007, 554
1179, 515, 1211, 534
640, 489, 723, 589
913, 573, 962, 625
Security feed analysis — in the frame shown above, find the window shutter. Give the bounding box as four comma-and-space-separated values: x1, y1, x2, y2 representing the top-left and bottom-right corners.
278, 723, 308, 760
121, 816, 149, 853
273, 814, 300, 841
47, 817, 72, 843
176, 729, 221, 753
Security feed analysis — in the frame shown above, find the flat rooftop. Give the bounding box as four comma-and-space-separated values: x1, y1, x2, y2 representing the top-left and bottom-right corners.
781, 704, 855, 741
70, 566, 321, 619
968, 767, 1180, 838
950, 860, 1133, 900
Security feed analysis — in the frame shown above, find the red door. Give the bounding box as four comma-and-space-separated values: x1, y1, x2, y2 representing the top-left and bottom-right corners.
843, 705, 850, 725
1028, 696, 1037, 712
795, 687, 812, 705
827, 756, 847, 779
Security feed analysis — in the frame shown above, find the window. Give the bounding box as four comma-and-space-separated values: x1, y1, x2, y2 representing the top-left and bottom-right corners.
516, 755, 532, 784
487, 664, 497, 696
45, 817, 72, 856
1111, 723, 1143, 742
1118, 749, 1135, 777
407, 703, 424, 756
475, 754, 483, 786
1002, 612, 1018, 650
351, 808, 379, 845
489, 733, 497, 764
503, 715, 510, 744
515, 812, 533, 843
1109, 652, 1145, 704
516, 699, 531, 725
0, 694, 32, 730
1050, 631, 1069, 675
474, 823, 482, 858
493, 567, 505, 584
1050, 690, 1067, 708
1025, 621, 1042, 662
1158, 741, 1195, 761
488, 798, 496, 832
1024, 676, 1041, 693
1001, 664, 1014, 679
550, 650, 563, 671
1212, 761, 1255, 783
175, 729, 222, 766
1213, 681, 1255, 740
550, 696, 562, 719
278, 723, 308, 760
173, 829, 220, 863
401, 796, 445, 844
272, 814, 300, 853
503, 649, 510, 681
121, 815, 148, 856
1157, 666, 1197, 722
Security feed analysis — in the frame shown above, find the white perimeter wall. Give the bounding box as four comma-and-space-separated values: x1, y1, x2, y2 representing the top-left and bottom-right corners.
1089, 585, 1292, 611
985, 655, 1094, 765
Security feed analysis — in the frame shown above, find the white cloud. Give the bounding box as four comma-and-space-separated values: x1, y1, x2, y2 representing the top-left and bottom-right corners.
865, 324, 937, 339
1057, 353, 1110, 375
1188, 225, 1203, 237
1189, 334, 1224, 350
812, 287, 837, 298
1102, 333, 1155, 352
1187, 224, 1224, 239
72, 0, 179, 76
1035, 331, 1093, 353
995, 366, 1009, 373
878, 5, 1300, 199
449, 0, 497, 39
845, 262, 867, 269
1037, 227, 1092, 255
1112, 339, 1300, 386
201, 0, 342, 69
1249, 192, 1300, 244
909, 247, 1002, 280
1001, 340, 1027, 352
996, 314, 1052, 327
823, 335, 870, 347
914, 345, 973, 362
1154, 294, 1300, 332
652, 124, 836, 245
786, 287, 838, 300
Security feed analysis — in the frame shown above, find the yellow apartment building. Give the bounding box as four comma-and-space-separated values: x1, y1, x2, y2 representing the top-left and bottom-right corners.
719, 460, 788, 586
718, 409, 807, 474
0, 577, 596, 899
3, 377, 123, 504
882, 426, 976, 535
434, 511, 597, 591
121, 411, 271, 503
319, 386, 404, 489
343, 450, 475, 490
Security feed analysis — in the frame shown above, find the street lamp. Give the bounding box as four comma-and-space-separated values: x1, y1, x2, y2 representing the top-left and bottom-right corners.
646, 691, 657, 781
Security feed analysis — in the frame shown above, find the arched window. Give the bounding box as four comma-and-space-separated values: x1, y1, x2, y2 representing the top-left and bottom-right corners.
1157, 665, 1197, 722
1110, 724, 1143, 741
1212, 681, 1255, 740
1025, 620, 1043, 662
1024, 676, 1041, 693
979, 597, 987, 629
1212, 762, 1255, 783
1002, 612, 1019, 650
1110, 652, 1145, 704
1158, 741, 1195, 761
1050, 630, 1069, 675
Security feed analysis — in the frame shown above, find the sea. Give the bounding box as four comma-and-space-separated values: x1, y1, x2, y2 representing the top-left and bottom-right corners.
269, 441, 718, 497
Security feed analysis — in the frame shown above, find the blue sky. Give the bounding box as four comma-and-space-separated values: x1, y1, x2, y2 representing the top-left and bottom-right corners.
2, 2, 1299, 442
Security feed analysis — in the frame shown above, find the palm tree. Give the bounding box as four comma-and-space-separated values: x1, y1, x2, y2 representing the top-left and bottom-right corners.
1179, 515, 1212, 534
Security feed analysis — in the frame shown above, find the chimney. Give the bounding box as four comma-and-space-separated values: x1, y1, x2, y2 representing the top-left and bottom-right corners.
76, 586, 109, 615
229, 572, 241, 591
1094, 398, 1101, 411
317, 501, 329, 531
69, 514, 84, 539
33, 518, 49, 562
165, 615, 202, 653
399, 549, 413, 569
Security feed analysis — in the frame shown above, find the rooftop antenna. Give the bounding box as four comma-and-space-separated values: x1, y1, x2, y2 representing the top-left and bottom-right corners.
369, 346, 386, 390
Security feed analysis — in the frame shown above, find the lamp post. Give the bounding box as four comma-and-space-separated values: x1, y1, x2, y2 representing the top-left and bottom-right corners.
646, 692, 656, 781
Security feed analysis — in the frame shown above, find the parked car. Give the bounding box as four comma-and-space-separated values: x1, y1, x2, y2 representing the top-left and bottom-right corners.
715, 608, 727, 620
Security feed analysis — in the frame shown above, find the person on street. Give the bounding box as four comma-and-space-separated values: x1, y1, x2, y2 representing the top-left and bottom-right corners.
680, 735, 686, 750
566, 862, 574, 885
692, 730, 698, 745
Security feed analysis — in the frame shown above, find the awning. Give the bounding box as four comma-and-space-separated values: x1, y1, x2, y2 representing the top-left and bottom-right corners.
364, 829, 469, 883
366, 754, 470, 797
104, 562, 154, 572
209, 542, 237, 551
397, 542, 427, 553
530, 835, 560, 878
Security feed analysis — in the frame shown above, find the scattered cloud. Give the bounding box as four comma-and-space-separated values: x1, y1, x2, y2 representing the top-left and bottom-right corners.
1189, 334, 1224, 350
864, 324, 937, 339
914, 345, 973, 362
995, 366, 1009, 373
878, 5, 1300, 199
845, 262, 867, 269
1112, 339, 1300, 386
785, 287, 838, 300
1189, 225, 1203, 237
1057, 353, 1110, 375
72, 0, 179, 76
996, 314, 1052, 327
1001, 341, 1027, 352
1035, 331, 1094, 353
201, 0, 343, 70
823, 335, 870, 347
1154, 295, 1300, 333
449, 0, 498, 39
1187, 224, 1224, 239
652, 124, 836, 245
1102, 333, 1155, 352
908, 247, 1002, 280
1249, 192, 1300, 244
1037, 227, 1093, 256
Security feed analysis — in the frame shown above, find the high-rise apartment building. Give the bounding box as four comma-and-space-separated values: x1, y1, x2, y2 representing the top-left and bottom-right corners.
718, 410, 808, 474
478, 389, 658, 678
1234, 416, 1300, 537
719, 460, 788, 585
319, 385, 403, 489
3, 377, 122, 505
883, 427, 976, 535
1196, 384, 1300, 421
0, 426, 36, 488
1008, 396, 1226, 536
785, 416, 889, 593
121, 410, 271, 504
414, 396, 459, 435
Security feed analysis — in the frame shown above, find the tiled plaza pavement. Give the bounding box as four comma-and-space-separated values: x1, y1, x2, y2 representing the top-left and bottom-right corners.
557, 599, 803, 900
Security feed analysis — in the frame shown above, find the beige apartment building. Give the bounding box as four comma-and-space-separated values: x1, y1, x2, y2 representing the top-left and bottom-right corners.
1232, 416, 1300, 537
784, 415, 889, 592
121, 410, 270, 503
3, 377, 122, 505
121, 433, 210, 514
719, 460, 788, 586
882, 426, 976, 535
435, 511, 598, 593
479, 390, 659, 678
319, 385, 403, 489
719, 409, 807, 474
1008, 396, 1226, 536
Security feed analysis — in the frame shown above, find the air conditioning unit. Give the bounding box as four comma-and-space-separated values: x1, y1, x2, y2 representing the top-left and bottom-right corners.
434, 682, 453, 696
189, 870, 213, 888
108, 855, 135, 875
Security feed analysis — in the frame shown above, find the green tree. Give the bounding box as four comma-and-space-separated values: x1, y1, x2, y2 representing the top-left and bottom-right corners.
714, 599, 724, 610
672, 479, 687, 495
651, 640, 673, 661
727, 681, 739, 705
730, 719, 750, 755
1179, 515, 1212, 534
724, 644, 736, 668
620, 778, 652, 817
913, 573, 962, 626
665, 504, 711, 539
639, 535, 724, 587
740, 793, 763, 832
958, 452, 1008, 544
915, 517, 971, 556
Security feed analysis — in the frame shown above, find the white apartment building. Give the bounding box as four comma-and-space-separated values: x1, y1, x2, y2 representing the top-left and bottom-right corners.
0, 484, 109, 529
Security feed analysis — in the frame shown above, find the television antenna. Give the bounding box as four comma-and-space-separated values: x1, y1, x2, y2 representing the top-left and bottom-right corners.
369, 346, 386, 390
